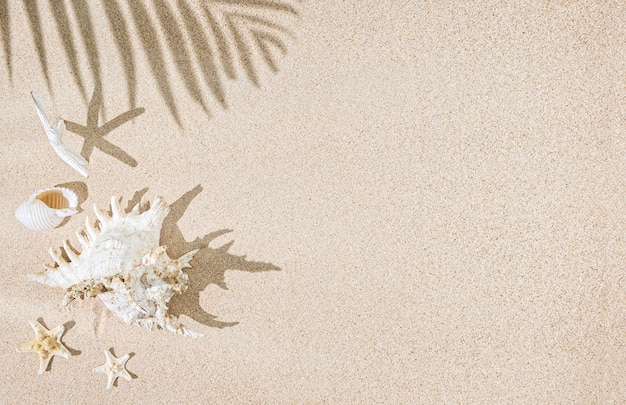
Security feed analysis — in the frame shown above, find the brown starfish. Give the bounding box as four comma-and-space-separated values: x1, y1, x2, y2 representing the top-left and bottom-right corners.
17, 319, 71, 374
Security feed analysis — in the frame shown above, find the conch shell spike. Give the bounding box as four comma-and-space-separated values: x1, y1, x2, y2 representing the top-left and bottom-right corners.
177, 249, 200, 269
76, 231, 89, 249
44, 264, 57, 272
48, 247, 67, 265
85, 218, 98, 240
63, 240, 79, 262
93, 205, 110, 227
110, 196, 122, 218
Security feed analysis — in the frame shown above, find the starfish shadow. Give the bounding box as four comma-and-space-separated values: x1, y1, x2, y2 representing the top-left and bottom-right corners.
125, 185, 281, 331
64, 83, 144, 168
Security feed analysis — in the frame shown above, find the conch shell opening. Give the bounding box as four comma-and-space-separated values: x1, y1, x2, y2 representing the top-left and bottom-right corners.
36, 189, 74, 210
15, 186, 79, 231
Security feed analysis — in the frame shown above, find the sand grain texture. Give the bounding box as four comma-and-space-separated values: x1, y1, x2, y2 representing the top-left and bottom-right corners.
1, 1, 625, 403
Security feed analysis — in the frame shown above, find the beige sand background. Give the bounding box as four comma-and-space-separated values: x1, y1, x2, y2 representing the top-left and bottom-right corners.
1, 0, 626, 403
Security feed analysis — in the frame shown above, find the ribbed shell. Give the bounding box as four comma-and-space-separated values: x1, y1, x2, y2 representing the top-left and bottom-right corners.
15, 187, 78, 231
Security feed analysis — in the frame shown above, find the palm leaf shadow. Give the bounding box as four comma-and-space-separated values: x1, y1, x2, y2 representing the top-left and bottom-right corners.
22, 0, 51, 91
178, 0, 227, 107
49, 1, 88, 103
126, 0, 182, 125
126, 185, 281, 330
102, 0, 137, 109
1, 1, 299, 125
69, 0, 104, 106
0, 0, 11, 80
153, 0, 209, 115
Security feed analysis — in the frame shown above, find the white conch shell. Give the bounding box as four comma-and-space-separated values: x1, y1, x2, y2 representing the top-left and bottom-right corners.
31, 91, 89, 177
29, 195, 201, 337
15, 187, 78, 231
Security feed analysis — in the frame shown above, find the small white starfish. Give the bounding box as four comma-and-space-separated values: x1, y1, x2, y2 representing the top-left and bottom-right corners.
17, 319, 72, 374
31, 91, 89, 177
93, 349, 132, 389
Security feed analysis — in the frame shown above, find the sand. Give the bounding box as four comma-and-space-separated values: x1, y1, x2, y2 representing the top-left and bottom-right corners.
1, 0, 625, 403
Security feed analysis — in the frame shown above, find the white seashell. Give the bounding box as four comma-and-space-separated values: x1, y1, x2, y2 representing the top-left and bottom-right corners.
31, 91, 89, 177
93, 349, 132, 389
29, 195, 202, 337
15, 187, 79, 231
17, 319, 72, 374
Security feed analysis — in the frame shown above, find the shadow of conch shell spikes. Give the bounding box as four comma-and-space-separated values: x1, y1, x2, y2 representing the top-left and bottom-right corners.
161, 185, 282, 330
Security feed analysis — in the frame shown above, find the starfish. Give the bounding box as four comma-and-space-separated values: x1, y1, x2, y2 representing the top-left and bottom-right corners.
93, 349, 132, 389
17, 319, 71, 374
64, 84, 144, 168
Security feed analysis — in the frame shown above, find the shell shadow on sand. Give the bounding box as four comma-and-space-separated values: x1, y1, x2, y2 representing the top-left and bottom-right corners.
126, 185, 281, 330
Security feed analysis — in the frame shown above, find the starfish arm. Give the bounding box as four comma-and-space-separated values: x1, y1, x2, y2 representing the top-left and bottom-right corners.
37, 353, 53, 375
54, 143, 89, 165
30, 319, 47, 334
50, 324, 65, 339
106, 374, 116, 390
103, 350, 115, 362
119, 353, 130, 364
92, 364, 106, 374
46, 129, 61, 146
119, 369, 132, 382
53, 345, 72, 359
17, 342, 33, 352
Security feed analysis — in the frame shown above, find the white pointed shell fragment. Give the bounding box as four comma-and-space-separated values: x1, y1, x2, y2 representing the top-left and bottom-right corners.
31, 91, 89, 177
29, 195, 202, 337
92, 203, 112, 230
93, 349, 132, 389
17, 319, 72, 374
15, 186, 78, 231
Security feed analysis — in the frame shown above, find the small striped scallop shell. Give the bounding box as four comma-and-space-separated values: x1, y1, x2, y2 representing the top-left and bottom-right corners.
15, 187, 78, 231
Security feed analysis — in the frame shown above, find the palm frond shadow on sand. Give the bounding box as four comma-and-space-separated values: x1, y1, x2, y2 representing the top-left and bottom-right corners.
126, 185, 281, 330
1, 0, 299, 126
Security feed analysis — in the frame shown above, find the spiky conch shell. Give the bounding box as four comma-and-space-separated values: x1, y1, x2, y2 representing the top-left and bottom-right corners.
28, 196, 201, 338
